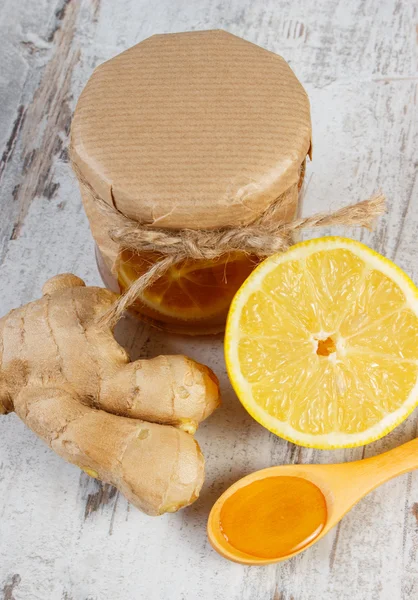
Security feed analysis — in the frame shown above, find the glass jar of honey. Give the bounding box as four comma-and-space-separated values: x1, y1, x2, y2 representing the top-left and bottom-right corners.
71, 30, 311, 334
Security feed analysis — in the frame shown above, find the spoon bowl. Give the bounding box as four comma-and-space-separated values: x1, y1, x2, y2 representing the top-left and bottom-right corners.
208, 437, 418, 565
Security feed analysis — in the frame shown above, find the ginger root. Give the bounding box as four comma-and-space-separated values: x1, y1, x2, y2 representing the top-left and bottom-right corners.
0, 274, 220, 515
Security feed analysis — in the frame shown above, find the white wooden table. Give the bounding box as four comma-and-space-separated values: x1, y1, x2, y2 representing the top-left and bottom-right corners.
0, 1, 417, 598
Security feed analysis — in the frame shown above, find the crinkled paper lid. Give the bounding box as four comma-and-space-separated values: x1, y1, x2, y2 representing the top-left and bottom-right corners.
71, 30, 311, 230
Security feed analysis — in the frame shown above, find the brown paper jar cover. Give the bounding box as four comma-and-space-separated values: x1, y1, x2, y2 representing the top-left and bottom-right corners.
71, 30, 312, 333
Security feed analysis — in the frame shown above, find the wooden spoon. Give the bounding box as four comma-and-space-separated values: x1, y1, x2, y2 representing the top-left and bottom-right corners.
207, 438, 418, 565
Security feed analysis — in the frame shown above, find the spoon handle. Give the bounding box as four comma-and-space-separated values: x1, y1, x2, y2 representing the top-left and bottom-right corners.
360, 436, 418, 485
326, 436, 418, 517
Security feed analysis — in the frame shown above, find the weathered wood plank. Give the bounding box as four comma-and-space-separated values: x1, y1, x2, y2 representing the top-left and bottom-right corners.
0, 0, 417, 598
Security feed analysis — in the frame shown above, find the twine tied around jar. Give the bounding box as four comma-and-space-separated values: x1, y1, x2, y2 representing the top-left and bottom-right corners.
71, 159, 386, 328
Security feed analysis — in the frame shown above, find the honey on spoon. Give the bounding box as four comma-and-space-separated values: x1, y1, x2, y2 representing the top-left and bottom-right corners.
208, 437, 418, 564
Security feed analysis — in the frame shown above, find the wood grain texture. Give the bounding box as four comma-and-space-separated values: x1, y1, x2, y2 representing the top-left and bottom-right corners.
0, 0, 417, 598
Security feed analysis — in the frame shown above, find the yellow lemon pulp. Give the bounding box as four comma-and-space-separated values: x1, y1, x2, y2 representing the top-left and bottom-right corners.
225, 237, 418, 449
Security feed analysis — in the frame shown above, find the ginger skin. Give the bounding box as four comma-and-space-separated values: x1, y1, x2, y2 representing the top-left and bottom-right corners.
0, 274, 220, 515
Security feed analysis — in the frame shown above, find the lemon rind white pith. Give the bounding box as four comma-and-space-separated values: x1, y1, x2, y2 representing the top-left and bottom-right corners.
225, 237, 418, 449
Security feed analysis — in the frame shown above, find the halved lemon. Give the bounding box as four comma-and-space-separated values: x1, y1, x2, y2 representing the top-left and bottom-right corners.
225, 237, 418, 449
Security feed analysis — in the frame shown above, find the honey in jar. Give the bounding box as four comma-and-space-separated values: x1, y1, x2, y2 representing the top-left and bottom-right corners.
71, 30, 311, 334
